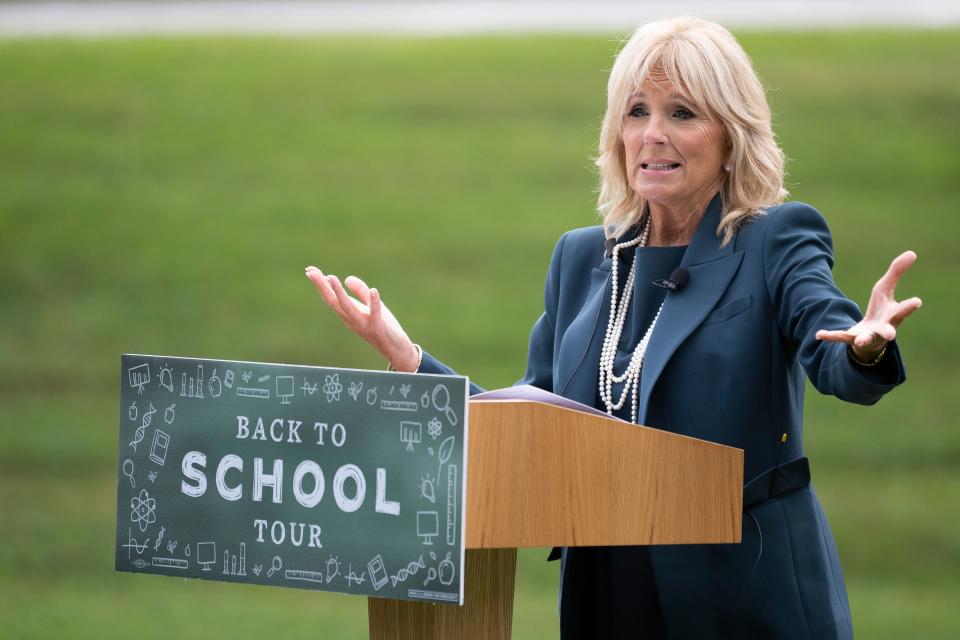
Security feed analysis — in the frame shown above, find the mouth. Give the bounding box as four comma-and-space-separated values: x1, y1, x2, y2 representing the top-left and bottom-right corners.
641, 162, 681, 171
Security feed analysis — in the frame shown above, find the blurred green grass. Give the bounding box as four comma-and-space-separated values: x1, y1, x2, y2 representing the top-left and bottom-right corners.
1, 31, 958, 638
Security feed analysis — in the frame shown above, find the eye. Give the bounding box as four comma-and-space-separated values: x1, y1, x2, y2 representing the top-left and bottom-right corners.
627, 103, 648, 118
674, 106, 695, 120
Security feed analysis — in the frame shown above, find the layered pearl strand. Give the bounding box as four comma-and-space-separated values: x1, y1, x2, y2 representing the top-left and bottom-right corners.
598, 215, 664, 424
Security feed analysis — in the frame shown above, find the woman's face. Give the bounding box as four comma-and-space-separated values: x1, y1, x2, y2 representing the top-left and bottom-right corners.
621, 76, 727, 213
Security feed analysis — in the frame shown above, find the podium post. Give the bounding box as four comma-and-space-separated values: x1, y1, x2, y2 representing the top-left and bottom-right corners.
369, 399, 743, 639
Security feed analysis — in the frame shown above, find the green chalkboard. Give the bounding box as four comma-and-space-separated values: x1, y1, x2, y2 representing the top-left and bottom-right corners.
115, 354, 468, 605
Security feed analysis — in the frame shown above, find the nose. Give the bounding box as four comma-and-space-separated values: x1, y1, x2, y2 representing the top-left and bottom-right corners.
643, 113, 668, 145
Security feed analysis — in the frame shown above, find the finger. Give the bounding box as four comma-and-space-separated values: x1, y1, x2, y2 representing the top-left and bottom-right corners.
875, 250, 917, 296
305, 267, 340, 308
815, 329, 856, 345
344, 275, 372, 305
327, 274, 367, 321
369, 287, 383, 325
889, 296, 923, 326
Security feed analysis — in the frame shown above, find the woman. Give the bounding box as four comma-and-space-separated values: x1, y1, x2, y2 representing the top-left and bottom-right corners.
305, 17, 921, 639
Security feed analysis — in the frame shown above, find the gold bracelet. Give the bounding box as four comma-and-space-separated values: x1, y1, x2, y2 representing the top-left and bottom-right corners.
849, 343, 887, 367
387, 343, 422, 373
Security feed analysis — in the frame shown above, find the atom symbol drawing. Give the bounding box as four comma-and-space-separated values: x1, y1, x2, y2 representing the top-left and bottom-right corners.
130, 489, 157, 532
427, 417, 442, 440
323, 374, 343, 402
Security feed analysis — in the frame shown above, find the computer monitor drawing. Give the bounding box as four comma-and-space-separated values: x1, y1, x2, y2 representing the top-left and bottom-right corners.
416, 511, 439, 545
197, 541, 216, 571
276, 376, 295, 405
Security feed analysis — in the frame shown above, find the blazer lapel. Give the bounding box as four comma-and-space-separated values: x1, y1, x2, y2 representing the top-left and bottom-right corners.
637, 195, 744, 423
556, 259, 611, 406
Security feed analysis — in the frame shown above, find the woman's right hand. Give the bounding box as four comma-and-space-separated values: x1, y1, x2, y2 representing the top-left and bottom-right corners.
305, 266, 420, 372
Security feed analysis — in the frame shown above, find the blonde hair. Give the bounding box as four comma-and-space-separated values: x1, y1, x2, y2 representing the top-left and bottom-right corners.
596, 16, 787, 245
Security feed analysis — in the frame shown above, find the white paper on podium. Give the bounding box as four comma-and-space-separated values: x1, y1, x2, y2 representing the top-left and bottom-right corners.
471, 384, 626, 422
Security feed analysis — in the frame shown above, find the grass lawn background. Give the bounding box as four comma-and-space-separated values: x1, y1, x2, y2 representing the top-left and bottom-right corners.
1, 30, 958, 638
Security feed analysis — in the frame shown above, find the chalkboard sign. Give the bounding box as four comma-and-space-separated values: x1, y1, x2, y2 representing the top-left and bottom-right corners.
115, 354, 469, 605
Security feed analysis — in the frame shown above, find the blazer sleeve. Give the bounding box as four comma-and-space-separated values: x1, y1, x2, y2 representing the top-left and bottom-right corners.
762, 202, 906, 405
418, 232, 568, 396
515, 231, 567, 392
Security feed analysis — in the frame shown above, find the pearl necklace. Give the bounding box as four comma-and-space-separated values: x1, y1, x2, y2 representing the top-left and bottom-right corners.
598, 215, 664, 424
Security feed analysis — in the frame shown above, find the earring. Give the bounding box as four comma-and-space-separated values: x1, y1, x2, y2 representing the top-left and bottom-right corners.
724, 162, 733, 172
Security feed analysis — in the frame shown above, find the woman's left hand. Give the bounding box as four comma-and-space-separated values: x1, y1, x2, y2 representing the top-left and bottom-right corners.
816, 250, 922, 363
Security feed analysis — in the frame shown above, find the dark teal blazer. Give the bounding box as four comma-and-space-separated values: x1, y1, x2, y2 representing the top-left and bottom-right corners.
418, 195, 905, 638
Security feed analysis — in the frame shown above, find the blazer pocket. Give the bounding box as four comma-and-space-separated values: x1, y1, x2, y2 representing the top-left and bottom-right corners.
703, 294, 753, 325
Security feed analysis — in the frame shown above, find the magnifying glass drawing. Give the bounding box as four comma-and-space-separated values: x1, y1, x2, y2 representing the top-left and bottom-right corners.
122, 459, 136, 488
431, 385, 457, 426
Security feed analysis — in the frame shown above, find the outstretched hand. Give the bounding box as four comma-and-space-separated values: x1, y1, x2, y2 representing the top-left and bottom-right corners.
305, 266, 420, 372
815, 251, 922, 363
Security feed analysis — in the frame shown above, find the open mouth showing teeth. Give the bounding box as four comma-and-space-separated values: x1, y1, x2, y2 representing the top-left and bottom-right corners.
642, 162, 681, 170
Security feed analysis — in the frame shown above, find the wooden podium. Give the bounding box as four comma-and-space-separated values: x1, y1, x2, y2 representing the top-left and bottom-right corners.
368, 399, 743, 639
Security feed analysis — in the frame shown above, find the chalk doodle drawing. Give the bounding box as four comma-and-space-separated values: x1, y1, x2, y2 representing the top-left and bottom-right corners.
166, 540, 178, 554
184, 543, 191, 558
266, 556, 283, 578
236, 386, 270, 399
422, 551, 439, 586
128, 363, 150, 394
151, 557, 188, 570
432, 384, 458, 425
242, 370, 253, 383
419, 473, 436, 503
149, 429, 170, 466
438, 552, 456, 586
130, 489, 157, 532
132, 558, 148, 569
325, 555, 341, 584
122, 459, 136, 488
153, 526, 166, 551
400, 384, 412, 398
344, 564, 366, 587
400, 421, 422, 452
252, 564, 263, 577
427, 417, 442, 440
367, 555, 389, 591
302, 379, 319, 396
366, 386, 377, 405
382, 399, 418, 412
224, 370, 235, 389
180, 364, 205, 399
158, 363, 174, 392
421, 390, 430, 408
390, 554, 426, 587
129, 402, 156, 452
128, 401, 138, 422
417, 511, 439, 545
257, 374, 271, 384
347, 381, 363, 402
223, 542, 247, 576
275, 376, 295, 405
285, 569, 323, 583
147, 470, 159, 483
164, 403, 176, 425
208, 369, 223, 398
196, 542, 216, 571
121, 527, 150, 559
436, 436, 455, 482
446, 464, 458, 546
323, 374, 343, 402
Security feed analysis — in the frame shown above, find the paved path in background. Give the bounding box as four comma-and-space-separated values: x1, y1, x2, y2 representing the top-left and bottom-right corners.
1, 1, 959, 37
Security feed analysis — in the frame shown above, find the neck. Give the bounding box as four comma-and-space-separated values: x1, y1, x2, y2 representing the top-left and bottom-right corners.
647, 191, 717, 247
